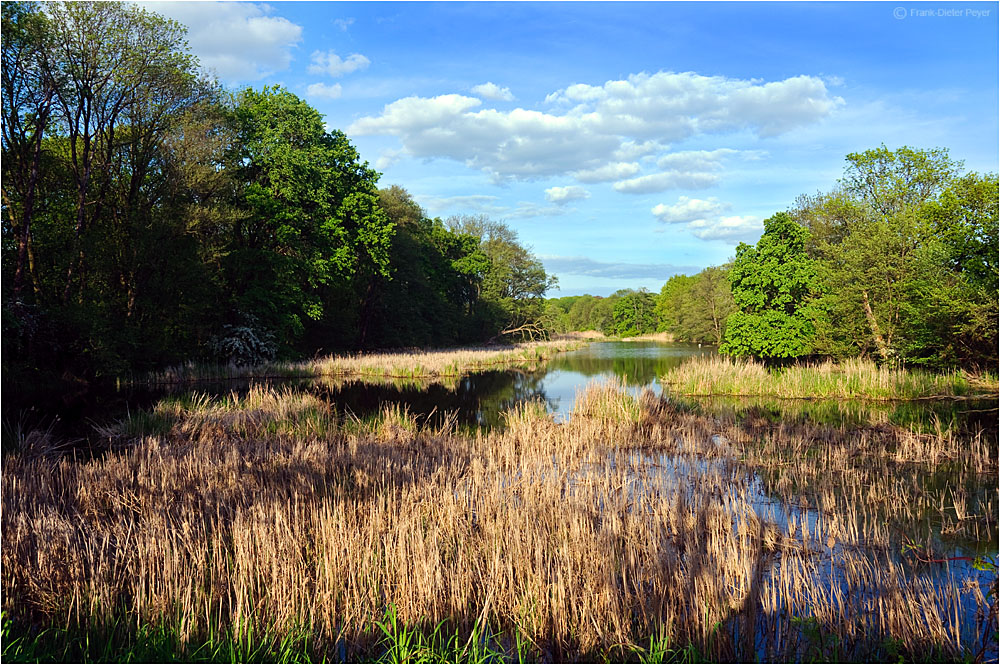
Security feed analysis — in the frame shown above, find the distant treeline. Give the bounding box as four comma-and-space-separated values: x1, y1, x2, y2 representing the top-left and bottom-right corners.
547, 146, 998, 369
2, 2, 555, 389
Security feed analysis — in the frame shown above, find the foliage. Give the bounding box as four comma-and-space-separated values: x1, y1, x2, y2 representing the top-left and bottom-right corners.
1, 2, 557, 398
721, 213, 823, 358
794, 145, 997, 368
611, 288, 657, 337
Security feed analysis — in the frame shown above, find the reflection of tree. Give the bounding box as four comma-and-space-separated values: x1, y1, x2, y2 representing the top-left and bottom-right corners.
305, 369, 555, 430
546, 342, 713, 385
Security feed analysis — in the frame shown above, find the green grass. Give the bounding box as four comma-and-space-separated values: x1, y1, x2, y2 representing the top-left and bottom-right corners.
1, 612, 315, 663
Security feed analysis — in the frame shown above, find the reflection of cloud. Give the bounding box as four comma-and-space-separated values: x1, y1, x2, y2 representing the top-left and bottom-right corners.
544, 186, 590, 204
351, 70, 841, 182
140, 2, 302, 82
541, 256, 701, 280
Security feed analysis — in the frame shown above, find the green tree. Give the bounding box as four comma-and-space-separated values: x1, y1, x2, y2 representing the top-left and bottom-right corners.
721, 213, 823, 358
654, 274, 696, 333
795, 145, 994, 366
448, 215, 556, 339
611, 289, 656, 337
223, 86, 393, 351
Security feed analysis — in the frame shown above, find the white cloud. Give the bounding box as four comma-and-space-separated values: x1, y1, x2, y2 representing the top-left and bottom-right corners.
541, 256, 700, 280
140, 2, 302, 82
656, 148, 737, 172
572, 162, 640, 183
350, 70, 840, 183
375, 149, 404, 170
416, 194, 567, 219
333, 17, 354, 31
544, 186, 590, 205
652, 197, 728, 224
651, 196, 762, 244
687, 215, 763, 242
471, 82, 515, 102
613, 171, 719, 194
306, 82, 343, 99
308, 50, 371, 77
418, 194, 504, 216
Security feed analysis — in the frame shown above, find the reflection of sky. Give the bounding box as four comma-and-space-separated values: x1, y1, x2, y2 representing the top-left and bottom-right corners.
535, 341, 714, 421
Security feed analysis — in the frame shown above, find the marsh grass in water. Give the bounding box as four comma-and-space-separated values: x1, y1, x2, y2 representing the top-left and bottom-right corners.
136, 339, 587, 386
3, 381, 997, 662
664, 356, 999, 400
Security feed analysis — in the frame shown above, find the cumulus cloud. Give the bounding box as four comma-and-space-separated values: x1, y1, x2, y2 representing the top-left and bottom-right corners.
375, 149, 404, 170
140, 2, 302, 82
306, 82, 343, 99
418, 194, 504, 216
613, 171, 720, 194
611, 149, 748, 194
333, 17, 354, 31
541, 256, 700, 280
652, 197, 728, 224
308, 50, 371, 77
544, 186, 590, 205
415, 194, 567, 219
471, 82, 515, 101
651, 196, 762, 243
349, 70, 840, 183
687, 216, 763, 242
572, 162, 640, 183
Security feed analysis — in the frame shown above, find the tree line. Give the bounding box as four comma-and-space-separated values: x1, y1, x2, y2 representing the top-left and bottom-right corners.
547, 146, 998, 369
1, 1, 555, 391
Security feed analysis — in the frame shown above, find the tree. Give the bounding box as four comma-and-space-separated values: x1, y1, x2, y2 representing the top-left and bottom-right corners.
448, 215, 556, 339
223, 86, 393, 350
795, 145, 992, 365
611, 289, 656, 337
721, 213, 823, 358
2, 1, 55, 300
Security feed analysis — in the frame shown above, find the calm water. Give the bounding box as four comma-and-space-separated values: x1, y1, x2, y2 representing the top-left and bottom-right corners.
14, 340, 996, 439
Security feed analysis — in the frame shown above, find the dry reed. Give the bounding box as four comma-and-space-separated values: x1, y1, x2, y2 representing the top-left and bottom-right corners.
3, 380, 996, 662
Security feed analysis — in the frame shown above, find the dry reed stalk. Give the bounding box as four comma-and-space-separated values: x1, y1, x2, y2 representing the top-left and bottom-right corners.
2, 381, 995, 661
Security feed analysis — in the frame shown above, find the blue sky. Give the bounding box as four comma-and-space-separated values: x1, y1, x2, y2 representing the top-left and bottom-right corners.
145, 1, 999, 296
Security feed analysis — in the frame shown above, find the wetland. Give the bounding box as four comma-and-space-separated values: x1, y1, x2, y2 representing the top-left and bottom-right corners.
3, 341, 997, 662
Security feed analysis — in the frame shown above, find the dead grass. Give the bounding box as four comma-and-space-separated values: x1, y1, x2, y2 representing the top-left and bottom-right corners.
142, 340, 588, 385
665, 355, 999, 400
3, 381, 996, 661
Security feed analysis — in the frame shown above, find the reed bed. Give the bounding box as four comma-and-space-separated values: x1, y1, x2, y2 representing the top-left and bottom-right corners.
664, 355, 999, 400
137, 339, 587, 386
3, 381, 996, 662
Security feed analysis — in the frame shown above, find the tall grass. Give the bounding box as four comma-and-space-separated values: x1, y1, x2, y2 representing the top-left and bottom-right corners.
3, 382, 996, 662
136, 339, 587, 386
664, 355, 999, 400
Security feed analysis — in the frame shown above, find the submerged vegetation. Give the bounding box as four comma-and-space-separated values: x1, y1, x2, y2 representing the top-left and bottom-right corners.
3, 381, 996, 663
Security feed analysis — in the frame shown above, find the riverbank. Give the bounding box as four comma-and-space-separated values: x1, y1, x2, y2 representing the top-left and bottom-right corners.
135, 339, 588, 386
3, 380, 995, 663
664, 355, 999, 400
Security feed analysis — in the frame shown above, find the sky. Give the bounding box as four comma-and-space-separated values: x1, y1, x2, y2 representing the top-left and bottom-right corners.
143, 1, 999, 296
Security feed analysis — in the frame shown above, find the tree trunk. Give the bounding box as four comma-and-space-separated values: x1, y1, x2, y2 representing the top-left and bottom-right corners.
861, 290, 890, 360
